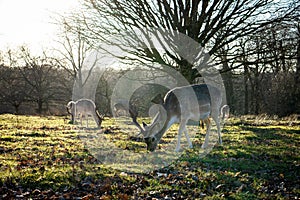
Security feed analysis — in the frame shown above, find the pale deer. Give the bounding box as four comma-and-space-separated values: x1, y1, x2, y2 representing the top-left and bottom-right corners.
66, 99, 103, 128
139, 84, 228, 152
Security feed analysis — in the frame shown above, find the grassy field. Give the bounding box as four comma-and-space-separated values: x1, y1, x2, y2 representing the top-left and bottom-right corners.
0, 114, 299, 199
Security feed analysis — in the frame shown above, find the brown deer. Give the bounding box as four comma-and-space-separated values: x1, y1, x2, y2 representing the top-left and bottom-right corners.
138, 84, 228, 152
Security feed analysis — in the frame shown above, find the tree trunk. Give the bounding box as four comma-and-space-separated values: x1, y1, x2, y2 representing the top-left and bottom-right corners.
14, 103, 20, 114
254, 64, 260, 115
221, 57, 235, 113
244, 64, 249, 115
73, 70, 84, 100
294, 35, 300, 114
178, 60, 196, 84
37, 99, 43, 114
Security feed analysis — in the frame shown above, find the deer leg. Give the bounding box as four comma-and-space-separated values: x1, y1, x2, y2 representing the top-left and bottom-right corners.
183, 127, 193, 149
211, 111, 222, 145
176, 121, 186, 152
86, 115, 89, 128
96, 111, 103, 128
71, 114, 74, 124
73, 109, 77, 125
80, 115, 83, 126
214, 116, 222, 145
176, 119, 190, 152
201, 118, 211, 149
92, 112, 100, 128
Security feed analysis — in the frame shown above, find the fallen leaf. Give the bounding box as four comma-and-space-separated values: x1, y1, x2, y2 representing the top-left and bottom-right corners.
82, 194, 94, 200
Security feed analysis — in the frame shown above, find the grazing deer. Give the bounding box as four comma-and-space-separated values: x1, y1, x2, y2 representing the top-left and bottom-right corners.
66, 99, 103, 128
139, 84, 228, 152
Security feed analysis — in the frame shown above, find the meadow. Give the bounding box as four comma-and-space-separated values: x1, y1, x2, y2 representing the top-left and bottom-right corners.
0, 114, 299, 199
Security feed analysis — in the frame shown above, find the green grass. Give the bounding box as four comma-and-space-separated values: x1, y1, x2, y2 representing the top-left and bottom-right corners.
0, 114, 299, 199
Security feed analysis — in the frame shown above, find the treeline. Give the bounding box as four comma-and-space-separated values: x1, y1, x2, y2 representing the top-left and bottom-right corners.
221, 22, 300, 116
0, 48, 73, 115
0, 57, 298, 117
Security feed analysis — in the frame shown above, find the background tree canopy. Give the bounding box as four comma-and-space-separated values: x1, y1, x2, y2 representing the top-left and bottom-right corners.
65, 0, 298, 82
0, 0, 299, 116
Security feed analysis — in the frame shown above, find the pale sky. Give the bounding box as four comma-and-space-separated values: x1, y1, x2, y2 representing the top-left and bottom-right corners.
0, 0, 80, 54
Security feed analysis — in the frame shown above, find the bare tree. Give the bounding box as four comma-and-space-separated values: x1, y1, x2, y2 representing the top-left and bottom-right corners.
0, 49, 30, 113
18, 47, 68, 114
231, 15, 299, 115
95, 68, 120, 116
0, 65, 29, 114
54, 20, 98, 100
296, 22, 300, 111
67, 0, 297, 83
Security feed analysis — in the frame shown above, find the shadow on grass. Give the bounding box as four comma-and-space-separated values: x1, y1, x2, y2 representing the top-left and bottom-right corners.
176, 124, 300, 199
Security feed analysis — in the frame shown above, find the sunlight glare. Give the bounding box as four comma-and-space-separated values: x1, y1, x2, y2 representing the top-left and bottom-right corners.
0, 0, 80, 53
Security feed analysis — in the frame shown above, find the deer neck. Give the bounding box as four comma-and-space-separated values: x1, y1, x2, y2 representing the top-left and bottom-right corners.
154, 115, 179, 141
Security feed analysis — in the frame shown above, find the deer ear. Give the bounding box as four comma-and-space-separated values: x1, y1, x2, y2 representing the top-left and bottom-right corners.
151, 94, 164, 105
142, 122, 147, 127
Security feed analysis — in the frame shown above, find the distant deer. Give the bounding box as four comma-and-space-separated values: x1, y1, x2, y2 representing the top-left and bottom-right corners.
113, 100, 143, 135
66, 99, 103, 128
136, 84, 228, 152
